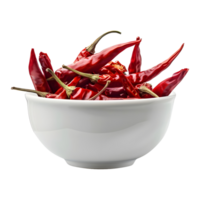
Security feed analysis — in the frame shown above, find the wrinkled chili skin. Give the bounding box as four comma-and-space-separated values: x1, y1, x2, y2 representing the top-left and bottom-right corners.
98, 60, 126, 75
74, 48, 92, 63
70, 88, 86, 99
55, 39, 141, 83
153, 68, 189, 97
128, 37, 142, 74
127, 44, 184, 85
76, 77, 91, 88
135, 83, 153, 98
87, 83, 127, 98
39, 52, 60, 93
109, 67, 141, 98
29, 49, 51, 93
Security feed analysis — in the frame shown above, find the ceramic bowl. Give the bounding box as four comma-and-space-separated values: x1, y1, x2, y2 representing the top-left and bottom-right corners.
25, 93, 176, 169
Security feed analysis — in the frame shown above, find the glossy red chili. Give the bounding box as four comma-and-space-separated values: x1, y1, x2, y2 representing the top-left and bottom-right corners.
55, 39, 141, 83
135, 83, 153, 98
74, 31, 121, 63
63, 65, 122, 87
127, 44, 184, 85
28, 49, 51, 93
128, 37, 142, 74
110, 67, 141, 98
71, 30, 124, 62
98, 61, 127, 75
153, 68, 189, 97
39, 52, 60, 93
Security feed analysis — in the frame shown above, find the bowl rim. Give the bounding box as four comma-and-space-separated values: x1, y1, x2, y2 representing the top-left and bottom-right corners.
25, 92, 176, 106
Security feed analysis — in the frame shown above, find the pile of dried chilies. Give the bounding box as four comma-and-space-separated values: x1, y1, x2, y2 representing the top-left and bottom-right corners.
11, 31, 189, 100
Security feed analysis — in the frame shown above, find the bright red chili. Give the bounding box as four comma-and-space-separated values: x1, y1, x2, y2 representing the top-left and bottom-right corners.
74, 31, 121, 63
109, 67, 141, 98
47, 68, 111, 100
55, 39, 141, 83
153, 68, 189, 97
128, 37, 142, 74
28, 49, 51, 93
127, 44, 184, 85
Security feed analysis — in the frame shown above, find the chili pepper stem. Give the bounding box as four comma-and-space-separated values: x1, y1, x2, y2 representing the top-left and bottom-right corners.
86, 31, 121, 54
11, 87, 50, 97
46, 68, 75, 98
62, 65, 99, 83
89, 81, 111, 100
138, 86, 159, 98
46, 76, 54, 81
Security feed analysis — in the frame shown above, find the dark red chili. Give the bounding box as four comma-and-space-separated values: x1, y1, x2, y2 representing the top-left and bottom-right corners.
55, 39, 141, 83
135, 83, 153, 98
109, 67, 141, 98
98, 61, 127, 75
128, 37, 142, 74
62, 65, 122, 87
127, 44, 184, 85
28, 49, 51, 93
46, 68, 110, 100
74, 31, 121, 63
39, 52, 60, 93
87, 83, 127, 98
153, 68, 189, 97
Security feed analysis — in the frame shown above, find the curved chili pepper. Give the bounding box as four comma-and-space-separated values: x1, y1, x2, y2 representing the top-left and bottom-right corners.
39, 52, 60, 93
153, 68, 189, 97
62, 65, 122, 87
127, 43, 184, 85
128, 37, 142, 74
109, 67, 141, 98
76, 77, 91, 88
74, 31, 121, 63
47, 68, 110, 100
28, 49, 51, 93
53, 76, 82, 99
55, 39, 141, 83
87, 83, 127, 98
135, 83, 153, 98
11, 87, 51, 97
98, 60, 126, 75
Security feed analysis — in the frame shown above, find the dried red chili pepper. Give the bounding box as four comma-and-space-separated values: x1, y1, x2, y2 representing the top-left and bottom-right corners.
153, 68, 189, 97
47, 68, 110, 100
127, 44, 184, 85
55, 39, 141, 83
109, 67, 141, 98
61, 64, 118, 85
28, 49, 51, 93
74, 30, 121, 63
39, 52, 60, 93
87, 83, 127, 98
11, 87, 52, 97
135, 83, 153, 98
76, 77, 91, 88
128, 37, 142, 74
98, 60, 126, 75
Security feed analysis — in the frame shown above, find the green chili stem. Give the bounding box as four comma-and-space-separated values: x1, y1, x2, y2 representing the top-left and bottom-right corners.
62, 65, 99, 83
89, 81, 111, 100
46, 68, 75, 98
46, 76, 54, 81
11, 87, 50, 97
139, 86, 159, 98
86, 31, 121, 54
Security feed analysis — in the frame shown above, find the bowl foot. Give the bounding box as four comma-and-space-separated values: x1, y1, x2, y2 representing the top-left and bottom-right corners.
65, 160, 135, 169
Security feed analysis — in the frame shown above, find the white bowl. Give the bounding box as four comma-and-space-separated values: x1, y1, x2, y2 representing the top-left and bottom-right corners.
25, 93, 176, 169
